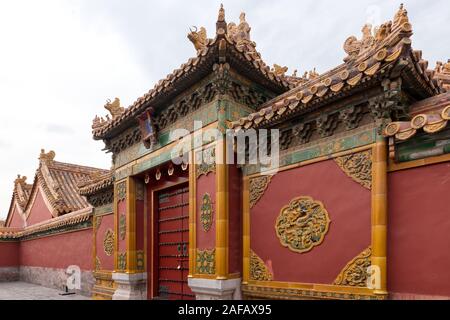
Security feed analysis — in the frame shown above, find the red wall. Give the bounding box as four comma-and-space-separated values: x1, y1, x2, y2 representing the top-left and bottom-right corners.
26, 190, 54, 226
8, 206, 25, 228
0, 241, 20, 267
388, 162, 450, 298
20, 228, 93, 271
96, 214, 114, 271
251, 159, 371, 284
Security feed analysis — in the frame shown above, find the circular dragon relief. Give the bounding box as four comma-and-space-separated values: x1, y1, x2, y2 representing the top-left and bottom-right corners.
275, 196, 331, 253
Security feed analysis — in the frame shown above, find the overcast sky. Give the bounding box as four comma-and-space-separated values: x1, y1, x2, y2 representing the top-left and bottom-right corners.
0, 0, 448, 219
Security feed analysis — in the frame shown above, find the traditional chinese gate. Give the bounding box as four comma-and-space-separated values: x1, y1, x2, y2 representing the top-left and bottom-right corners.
156, 184, 194, 300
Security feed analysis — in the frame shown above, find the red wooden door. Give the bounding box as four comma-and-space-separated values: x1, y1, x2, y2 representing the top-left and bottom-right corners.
157, 184, 194, 300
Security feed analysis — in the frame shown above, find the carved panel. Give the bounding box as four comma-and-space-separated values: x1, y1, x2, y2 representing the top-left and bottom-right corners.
200, 193, 213, 232
119, 214, 126, 241
250, 250, 273, 281
136, 182, 145, 201
275, 196, 331, 254
137, 250, 145, 271
249, 176, 272, 209
103, 229, 115, 256
333, 247, 372, 287
117, 181, 126, 201
196, 147, 216, 178
118, 252, 127, 271
334, 150, 372, 189
196, 249, 216, 275
95, 256, 101, 271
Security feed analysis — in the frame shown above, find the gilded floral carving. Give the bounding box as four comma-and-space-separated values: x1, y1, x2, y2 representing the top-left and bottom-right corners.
275, 196, 331, 254
94, 216, 102, 234
334, 150, 372, 189
249, 176, 272, 209
200, 193, 213, 232
118, 252, 127, 271
250, 250, 273, 281
137, 250, 145, 271
333, 247, 372, 287
103, 229, 115, 256
196, 249, 216, 275
196, 147, 216, 178
117, 181, 126, 201
95, 256, 101, 271
119, 214, 126, 241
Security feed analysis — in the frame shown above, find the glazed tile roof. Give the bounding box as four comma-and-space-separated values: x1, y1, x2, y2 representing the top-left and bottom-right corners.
92, 5, 292, 140
78, 171, 114, 196
4, 150, 109, 227
0, 207, 92, 240
383, 92, 450, 141
229, 5, 444, 131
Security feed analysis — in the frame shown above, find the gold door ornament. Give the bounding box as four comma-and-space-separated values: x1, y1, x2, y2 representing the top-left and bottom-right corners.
250, 250, 273, 281
334, 247, 372, 287
275, 196, 331, 254
119, 214, 126, 240
334, 150, 372, 189
103, 229, 115, 256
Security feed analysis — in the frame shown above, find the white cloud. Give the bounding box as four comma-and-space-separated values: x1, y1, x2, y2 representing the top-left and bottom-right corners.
0, 0, 448, 218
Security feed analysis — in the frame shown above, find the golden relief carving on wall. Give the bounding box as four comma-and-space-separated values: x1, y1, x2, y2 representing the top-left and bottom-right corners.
94, 216, 102, 233
333, 247, 372, 287
250, 250, 273, 281
275, 196, 331, 254
95, 256, 101, 271
103, 229, 115, 256
334, 150, 372, 189
196, 249, 216, 275
117, 181, 126, 201
249, 175, 272, 209
196, 147, 216, 179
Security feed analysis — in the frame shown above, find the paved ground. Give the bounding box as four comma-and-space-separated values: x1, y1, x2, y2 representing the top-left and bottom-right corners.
0, 282, 90, 300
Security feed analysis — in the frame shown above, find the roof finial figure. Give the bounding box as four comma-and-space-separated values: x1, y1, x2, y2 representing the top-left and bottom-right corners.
39, 149, 56, 163
188, 26, 208, 54
216, 4, 227, 35
393, 3, 409, 28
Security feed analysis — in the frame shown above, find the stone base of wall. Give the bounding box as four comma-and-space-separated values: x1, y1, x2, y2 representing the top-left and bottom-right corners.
390, 292, 450, 300
188, 278, 242, 300
0, 267, 20, 282
19, 266, 94, 297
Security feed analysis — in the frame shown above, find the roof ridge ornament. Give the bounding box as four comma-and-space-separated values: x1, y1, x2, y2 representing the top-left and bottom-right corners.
393, 3, 409, 29
39, 149, 56, 164
216, 4, 227, 36
188, 26, 208, 54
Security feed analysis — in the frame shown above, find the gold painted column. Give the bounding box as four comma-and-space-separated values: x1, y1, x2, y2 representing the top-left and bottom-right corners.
242, 177, 250, 284
215, 137, 229, 279
126, 177, 137, 273
188, 150, 196, 278
371, 137, 388, 295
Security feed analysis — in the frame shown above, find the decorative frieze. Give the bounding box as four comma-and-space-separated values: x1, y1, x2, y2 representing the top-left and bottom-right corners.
200, 193, 213, 232
334, 150, 372, 189
196, 249, 216, 275
316, 113, 339, 138
333, 247, 372, 287
250, 250, 273, 281
339, 105, 364, 130
249, 176, 272, 209
275, 196, 331, 254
